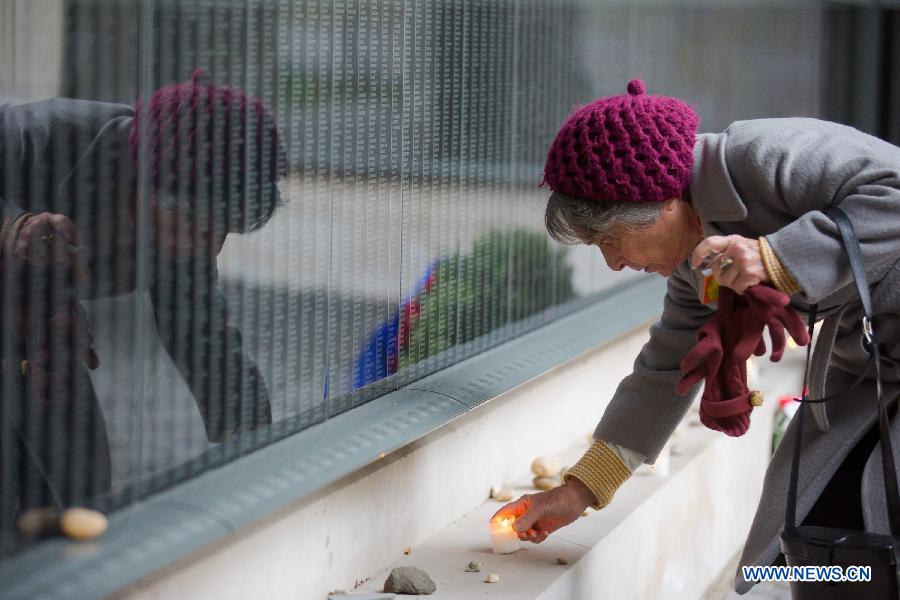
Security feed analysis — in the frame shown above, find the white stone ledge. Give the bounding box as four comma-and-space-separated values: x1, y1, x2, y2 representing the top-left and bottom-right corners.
119, 325, 650, 600
119, 327, 794, 600
353, 398, 775, 600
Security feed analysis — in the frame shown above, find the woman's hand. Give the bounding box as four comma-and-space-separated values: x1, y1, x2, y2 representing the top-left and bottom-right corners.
491, 478, 596, 544
15, 213, 81, 265
691, 234, 768, 294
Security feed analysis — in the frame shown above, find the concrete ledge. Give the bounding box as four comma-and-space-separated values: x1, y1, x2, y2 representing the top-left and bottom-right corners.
113, 329, 801, 600
353, 398, 776, 600
115, 336, 798, 600
115, 323, 657, 599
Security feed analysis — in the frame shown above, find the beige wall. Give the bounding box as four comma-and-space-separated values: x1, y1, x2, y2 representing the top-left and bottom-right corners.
0, 0, 64, 103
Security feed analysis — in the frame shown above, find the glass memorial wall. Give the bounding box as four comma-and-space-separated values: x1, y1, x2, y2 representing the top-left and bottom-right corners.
1, 0, 826, 557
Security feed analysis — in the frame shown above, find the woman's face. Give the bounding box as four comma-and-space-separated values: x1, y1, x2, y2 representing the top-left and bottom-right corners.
593, 198, 703, 278
149, 191, 228, 258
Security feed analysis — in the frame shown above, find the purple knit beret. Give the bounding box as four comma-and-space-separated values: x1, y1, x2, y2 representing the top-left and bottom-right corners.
129, 69, 286, 228
542, 79, 699, 203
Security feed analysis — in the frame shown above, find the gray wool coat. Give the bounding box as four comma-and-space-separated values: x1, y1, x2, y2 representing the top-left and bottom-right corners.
593, 117, 900, 595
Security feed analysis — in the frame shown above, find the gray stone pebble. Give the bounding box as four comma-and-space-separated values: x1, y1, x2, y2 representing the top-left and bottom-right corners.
383, 566, 436, 595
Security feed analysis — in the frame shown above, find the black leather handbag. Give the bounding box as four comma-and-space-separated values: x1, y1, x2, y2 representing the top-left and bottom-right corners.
780, 207, 900, 599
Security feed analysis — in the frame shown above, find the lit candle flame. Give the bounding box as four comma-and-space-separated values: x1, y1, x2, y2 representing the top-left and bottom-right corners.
489, 515, 520, 554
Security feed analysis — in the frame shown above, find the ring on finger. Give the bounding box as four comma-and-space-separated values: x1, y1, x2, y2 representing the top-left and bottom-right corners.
719, 257, 734, 271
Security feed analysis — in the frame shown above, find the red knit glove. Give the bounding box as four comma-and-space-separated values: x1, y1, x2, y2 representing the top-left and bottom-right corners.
677, 285, 809, 437
743, 285, 810, 362
675, 313, 725, 394
700, 352, 753, 435
22, 299, 99, 408
27, 299, 100, 373
699, 291, 754, 435
676, 288, 760, 394
677, 288, 754, 436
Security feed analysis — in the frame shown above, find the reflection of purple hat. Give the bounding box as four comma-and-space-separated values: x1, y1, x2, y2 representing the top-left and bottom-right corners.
129, 69, 287, 231
542, 79, 699, 203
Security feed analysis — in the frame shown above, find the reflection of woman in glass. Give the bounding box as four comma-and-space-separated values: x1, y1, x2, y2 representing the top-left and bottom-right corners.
0, 70, 286, 520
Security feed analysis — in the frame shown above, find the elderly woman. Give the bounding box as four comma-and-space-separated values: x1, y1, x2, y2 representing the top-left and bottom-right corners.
495, 79, 900, 594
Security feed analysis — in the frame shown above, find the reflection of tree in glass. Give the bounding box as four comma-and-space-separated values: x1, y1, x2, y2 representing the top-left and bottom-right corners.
354, 230, 574, 387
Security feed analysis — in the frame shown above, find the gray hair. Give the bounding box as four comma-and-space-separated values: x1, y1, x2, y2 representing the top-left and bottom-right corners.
544, 191, 666, 245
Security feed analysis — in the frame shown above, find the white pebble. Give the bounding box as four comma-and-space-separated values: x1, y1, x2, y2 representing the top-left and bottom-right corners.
485, 573, 500, 583
60, 508, 108, 541
530, 456, 561, 478
492, 487, 514, 502
533, 476, 560, 491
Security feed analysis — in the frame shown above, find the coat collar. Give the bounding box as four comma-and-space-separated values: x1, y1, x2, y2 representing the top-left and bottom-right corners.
56, 103, 135, 203
690, 132, 748, 236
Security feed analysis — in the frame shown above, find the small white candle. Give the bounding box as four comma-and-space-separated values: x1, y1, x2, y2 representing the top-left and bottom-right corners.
489, 516, 520, 554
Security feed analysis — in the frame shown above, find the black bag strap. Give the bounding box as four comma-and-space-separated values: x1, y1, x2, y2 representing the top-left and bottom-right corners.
785, 303, 817, 531
784, 207, 900, 545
